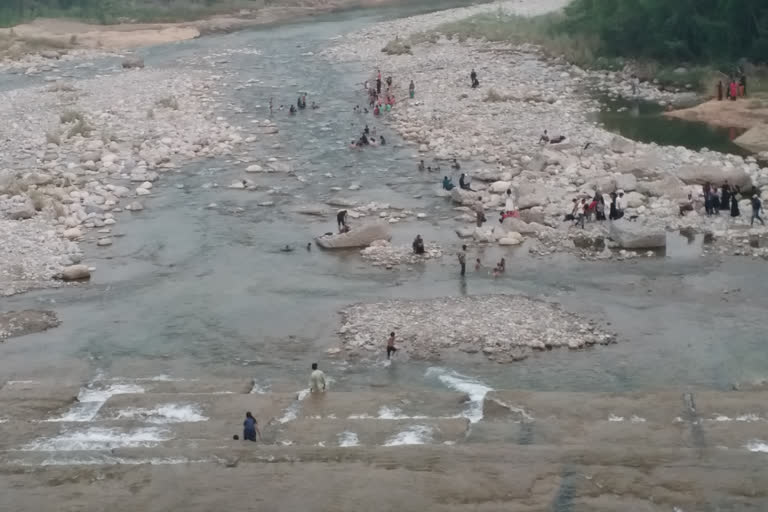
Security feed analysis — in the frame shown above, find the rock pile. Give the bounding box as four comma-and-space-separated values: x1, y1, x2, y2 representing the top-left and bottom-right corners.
360, 240, 442, 267
0, 67, 245, 295
338, 295, 616, 362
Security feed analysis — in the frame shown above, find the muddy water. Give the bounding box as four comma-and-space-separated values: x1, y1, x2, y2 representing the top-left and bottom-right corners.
2, 6, 768, 400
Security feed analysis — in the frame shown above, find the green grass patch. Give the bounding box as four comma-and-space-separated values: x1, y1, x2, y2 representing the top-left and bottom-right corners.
418, 11, 599, 68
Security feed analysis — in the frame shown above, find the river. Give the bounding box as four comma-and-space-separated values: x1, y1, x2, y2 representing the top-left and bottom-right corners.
2, 3, 768, 399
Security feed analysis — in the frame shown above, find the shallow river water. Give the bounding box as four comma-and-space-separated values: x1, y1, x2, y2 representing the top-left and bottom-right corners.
2, 5, 768, 399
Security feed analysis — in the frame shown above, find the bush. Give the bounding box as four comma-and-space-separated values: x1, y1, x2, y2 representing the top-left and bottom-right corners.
382, 38, 411, 56
29, 191, 47, 212
155, 96, 179, 110
68, 119, 93, 138
484, 89, 509, 102
45, 130, 62, 145
59, 109, 84, 124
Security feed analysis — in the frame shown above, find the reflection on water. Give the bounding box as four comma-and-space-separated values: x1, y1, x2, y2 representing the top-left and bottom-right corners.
596, 96, 749, 156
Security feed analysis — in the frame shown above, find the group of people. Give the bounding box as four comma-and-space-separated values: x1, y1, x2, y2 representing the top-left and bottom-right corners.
700, 181, 740, 216
366, 70, 405, 116
456, 244, 505, 278
566, 191, 625, 228
352, 124, 386, 148
716, 74, 747, 101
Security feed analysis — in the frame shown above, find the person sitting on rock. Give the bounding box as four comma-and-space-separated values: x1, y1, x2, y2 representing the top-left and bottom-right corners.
312, 101, 319, 110
679, 193, 695, 216
380, 135, 386, 145
418, 160, 426, 172
289, 105, 297, 114
412, 235, 425, 255
539, 130, 550, 144
459, 173, 473, 191
451, 159, 461, 171
442, 176, 455, 191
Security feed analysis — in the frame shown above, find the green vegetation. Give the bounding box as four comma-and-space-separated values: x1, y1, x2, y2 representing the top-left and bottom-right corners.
428, 12, 599, 67
155, 96, 180, 110
0, 0, 270, 26
381, 37, 411, 55
399, 3, 767, 92
562, 0, 768, 64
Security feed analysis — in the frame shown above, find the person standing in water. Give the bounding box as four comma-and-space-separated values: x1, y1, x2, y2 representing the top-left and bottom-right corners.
309, 363, 326, 393
269, 97, 273, 116
243, 411, 262, 442
386, 332, 398, 360
458, 244, 467, 276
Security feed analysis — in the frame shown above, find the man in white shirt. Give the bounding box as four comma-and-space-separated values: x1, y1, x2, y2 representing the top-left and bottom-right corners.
309, 363, 326, 393
616, 191, 625, 215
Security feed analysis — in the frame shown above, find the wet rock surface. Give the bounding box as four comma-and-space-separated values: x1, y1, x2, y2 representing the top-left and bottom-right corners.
0, 310, 60, 341
360, 240, 442, 267
0, 67, 245, 295
338, 295, 616, 362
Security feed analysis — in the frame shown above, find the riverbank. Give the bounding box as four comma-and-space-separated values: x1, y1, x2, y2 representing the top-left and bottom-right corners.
0, 0, 473, 64
0, 64, 251, 296
324, 0, 768, 260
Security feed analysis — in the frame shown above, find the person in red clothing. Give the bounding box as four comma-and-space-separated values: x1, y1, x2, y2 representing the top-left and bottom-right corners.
729, 80, 738, 100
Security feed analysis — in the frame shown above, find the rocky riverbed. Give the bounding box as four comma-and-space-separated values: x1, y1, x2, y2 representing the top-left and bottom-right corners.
324, 0, 768, 260
0, 63, 248, 295
338, 295, 616, 363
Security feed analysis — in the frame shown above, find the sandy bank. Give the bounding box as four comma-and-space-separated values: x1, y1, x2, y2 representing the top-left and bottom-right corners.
665, 97, 768, 130
0, 0, 435, 57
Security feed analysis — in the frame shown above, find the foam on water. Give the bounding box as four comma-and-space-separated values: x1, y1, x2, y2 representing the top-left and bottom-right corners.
711, 414, 762, 422
377, 406, 428, 420
250, 379, 270, 394
277, 389, 309, 424
47, 383, 146, 422
745, 441, 768, 453
32, 455, 200, 466
608, 414, 624, 422
426, 367, 493, 423
338, 431, 360, 447
20, 427, 172, 451
114, 404, 208, 423
384, 425, 433, 446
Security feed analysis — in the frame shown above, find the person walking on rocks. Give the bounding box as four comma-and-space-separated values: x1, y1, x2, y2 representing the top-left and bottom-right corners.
751, 195, 764, 226
470, 68, 479, 88
337, 210, 348, 232
310, 363, 327, 393
458, 245, 467, 276
409, 80, 415, 99
731, 189, 741, 217
243, 411, 262, 442
386, 331, 398, 360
